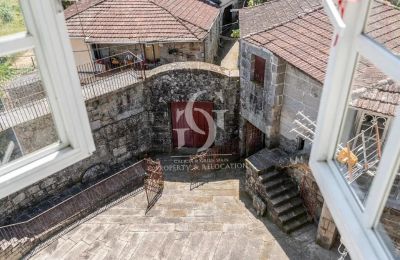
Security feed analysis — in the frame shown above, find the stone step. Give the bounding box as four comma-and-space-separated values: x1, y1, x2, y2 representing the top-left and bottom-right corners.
269, 190, 299, 207
282, 214, 312, 233
279, 207, 307, 225
274, 198, 304, 216
265, 183, 296, 199
258, 170, 281, 183
264, 178, 290, 191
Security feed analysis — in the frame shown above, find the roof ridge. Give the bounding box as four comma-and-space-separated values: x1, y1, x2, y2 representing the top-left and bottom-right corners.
243, 6, 324, 40
148, 0, 206, 41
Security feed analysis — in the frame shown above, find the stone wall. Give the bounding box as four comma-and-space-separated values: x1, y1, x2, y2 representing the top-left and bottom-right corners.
0, 62, 239, 225
239, 40, 287, 148
279, 64, 323, 153
13, 114, 58, 154
205, 14, 221, 63
159, 42, 205, 64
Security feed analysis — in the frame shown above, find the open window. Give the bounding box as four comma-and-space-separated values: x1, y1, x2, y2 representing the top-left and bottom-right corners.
311, 0, 400, 259
0, 0, 95, 198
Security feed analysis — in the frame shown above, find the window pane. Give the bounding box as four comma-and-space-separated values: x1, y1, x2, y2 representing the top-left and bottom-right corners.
0, 0, 26, 36
376, 173, 400, 258
364, 0, 400, 55
0, 49, 59, 168
333, 55, 396, 206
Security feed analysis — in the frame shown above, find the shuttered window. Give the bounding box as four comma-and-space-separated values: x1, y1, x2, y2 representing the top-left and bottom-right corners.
253, 55, 265, 84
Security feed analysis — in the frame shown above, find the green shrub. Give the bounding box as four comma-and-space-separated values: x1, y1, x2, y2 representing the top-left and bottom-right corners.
0, 3, 14, 23
231, 29, 240, 38
247, 0, 266, 7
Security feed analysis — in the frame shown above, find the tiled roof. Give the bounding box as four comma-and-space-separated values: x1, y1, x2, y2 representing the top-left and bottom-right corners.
238, 0, 321, 38
351, 79, 400, 116
64, 0, 219, 43
242, 0, 400, 84
243, 8, 330, 82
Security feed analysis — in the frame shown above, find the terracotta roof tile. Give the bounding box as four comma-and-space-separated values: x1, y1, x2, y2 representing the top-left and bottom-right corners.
242, 0, 400, 85
241, 0, 400, 116
238, 0, 321, 38
351, 79, 400, 116
64, 0, 219, 43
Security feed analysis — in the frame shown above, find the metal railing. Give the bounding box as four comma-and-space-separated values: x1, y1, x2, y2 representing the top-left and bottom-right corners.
0, 160, 146, 258
0, 51, 145, 132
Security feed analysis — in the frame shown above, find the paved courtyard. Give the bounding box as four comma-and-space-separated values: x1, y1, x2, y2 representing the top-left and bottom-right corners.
27, 157, 338, 260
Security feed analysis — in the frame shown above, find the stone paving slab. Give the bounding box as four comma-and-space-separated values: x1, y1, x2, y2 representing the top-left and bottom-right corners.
27, 159, 339, 260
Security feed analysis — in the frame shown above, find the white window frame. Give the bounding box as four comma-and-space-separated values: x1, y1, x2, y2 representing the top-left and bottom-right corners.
0, 0, 95, 198
311, 0, 400, 259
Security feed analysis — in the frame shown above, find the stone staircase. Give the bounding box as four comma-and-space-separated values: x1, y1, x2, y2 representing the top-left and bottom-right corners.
245, 148, 312, 233
257, 168, 311, 233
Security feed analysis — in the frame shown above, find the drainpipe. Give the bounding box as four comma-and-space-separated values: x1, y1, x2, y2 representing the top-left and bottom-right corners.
203, 40, 206, 62
141, 43, 147, 79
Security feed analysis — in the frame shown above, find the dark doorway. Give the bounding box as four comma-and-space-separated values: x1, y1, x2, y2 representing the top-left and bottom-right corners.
245, 121, 265, 156
222, 5, 233, 26
171, 102, 214, 148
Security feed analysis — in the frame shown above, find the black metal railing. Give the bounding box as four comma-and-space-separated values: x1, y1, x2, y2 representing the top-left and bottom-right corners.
0, 160, 146, 259
0, 51, 145, 132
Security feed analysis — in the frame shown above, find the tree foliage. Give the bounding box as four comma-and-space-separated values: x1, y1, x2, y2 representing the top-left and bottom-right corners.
0, 2, 13, 23
231, 29, 240, 38
247, 0, 266, 7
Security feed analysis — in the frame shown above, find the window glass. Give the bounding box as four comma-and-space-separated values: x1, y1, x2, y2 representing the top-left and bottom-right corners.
364, 0, 400, 55
376, 172, 400, 258
333, 55, 397, 206
0, 0, 26, 36
0, 49, 59, 169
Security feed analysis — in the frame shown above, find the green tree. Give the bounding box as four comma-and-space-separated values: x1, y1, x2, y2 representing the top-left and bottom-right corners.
0, 2, 13, 23
231, 29, 240, 38
247, 0, 266, 7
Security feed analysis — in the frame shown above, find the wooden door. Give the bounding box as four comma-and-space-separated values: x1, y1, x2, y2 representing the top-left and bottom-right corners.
245, 121, 264, 156
171, 102, 214, 148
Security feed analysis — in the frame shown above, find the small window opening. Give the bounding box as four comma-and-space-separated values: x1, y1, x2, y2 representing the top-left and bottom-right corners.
297, 137, 305, 150
251, 55, 266, 85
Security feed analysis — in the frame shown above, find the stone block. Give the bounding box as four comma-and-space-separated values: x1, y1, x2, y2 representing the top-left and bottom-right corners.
253, 194, 266, 216
316, 203, 338, 249
12, 193, 26, 205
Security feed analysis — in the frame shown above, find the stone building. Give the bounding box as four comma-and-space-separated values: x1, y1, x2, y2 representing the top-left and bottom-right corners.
238, 0, 400, 249
64, 0, 222, 69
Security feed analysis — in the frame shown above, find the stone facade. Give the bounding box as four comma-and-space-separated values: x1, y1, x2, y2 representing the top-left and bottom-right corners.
279, 64, 322, 153
145, 63, 240, 152
239, 40, 287, 149
0, 62, 240, 226
239, 40, 323, 154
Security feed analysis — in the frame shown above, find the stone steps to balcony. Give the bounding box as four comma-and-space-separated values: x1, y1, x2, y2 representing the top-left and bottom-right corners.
245, 148, 312, 234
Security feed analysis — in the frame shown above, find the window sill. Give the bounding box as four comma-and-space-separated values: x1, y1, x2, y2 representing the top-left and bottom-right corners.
0, 146, 92, 198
